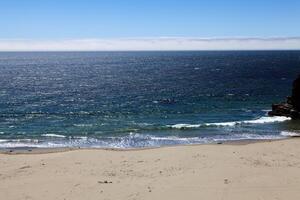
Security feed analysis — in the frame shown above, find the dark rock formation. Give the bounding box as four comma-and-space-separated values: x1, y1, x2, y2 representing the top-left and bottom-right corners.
269, 75, 300, 119
291, 75, 300, 111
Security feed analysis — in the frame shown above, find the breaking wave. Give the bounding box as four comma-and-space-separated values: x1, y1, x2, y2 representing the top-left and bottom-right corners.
280, 131, 300, 137
42, 134, 66, 138
0, 116, 292, 149
168, 116, 291, 129
0, 132, 285, 149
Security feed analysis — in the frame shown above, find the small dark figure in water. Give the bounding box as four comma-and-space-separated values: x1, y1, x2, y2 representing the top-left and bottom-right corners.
269, 75, 300, 119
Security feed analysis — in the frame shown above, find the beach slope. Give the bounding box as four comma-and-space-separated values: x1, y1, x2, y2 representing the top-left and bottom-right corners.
1, 139, 300, 200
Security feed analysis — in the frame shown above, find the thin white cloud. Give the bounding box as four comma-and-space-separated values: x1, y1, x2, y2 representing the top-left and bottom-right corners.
0, 37, 300, 51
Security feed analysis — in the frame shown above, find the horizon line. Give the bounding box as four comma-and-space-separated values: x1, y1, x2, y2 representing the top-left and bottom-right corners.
1, 49, 300, 53
0, 37, 300, 51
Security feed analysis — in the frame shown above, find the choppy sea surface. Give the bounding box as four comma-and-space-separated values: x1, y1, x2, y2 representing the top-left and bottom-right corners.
0, 51, 300, 148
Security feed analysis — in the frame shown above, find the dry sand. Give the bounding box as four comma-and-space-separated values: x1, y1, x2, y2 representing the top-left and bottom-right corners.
1, 139, 300, 200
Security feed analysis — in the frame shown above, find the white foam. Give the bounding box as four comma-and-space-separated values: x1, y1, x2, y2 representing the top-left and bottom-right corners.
73, 124, 93, 127
169, 116, 291, 129
262, 109, 272, 112
205, 121, 237, 127
72, 136, 88, 140
280, 131, 300, 137
242, 116, 291, 124
148, 135, 200, 142
42, 134, 66, 138
0, 142, 64, 148
0, 133, 286, 149
42, 134, 88, 140
168, 124, 202, 129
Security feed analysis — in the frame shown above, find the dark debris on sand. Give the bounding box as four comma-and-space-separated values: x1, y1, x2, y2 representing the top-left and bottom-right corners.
98, 180, 113, 184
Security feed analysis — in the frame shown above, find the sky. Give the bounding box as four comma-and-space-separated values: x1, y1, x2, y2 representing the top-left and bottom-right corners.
0, 0, 300, 50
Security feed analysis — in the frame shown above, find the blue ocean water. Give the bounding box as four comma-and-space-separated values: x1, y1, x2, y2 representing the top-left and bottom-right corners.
0, 51, 299, 148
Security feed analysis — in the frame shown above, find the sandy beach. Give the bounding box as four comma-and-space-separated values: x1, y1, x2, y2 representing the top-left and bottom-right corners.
1, 139, 300, 200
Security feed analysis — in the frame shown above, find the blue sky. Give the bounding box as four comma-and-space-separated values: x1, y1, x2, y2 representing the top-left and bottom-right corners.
0, 0, 300, 50
1, 0, 300, 39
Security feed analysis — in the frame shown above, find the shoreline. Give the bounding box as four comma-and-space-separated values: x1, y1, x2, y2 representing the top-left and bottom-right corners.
0, 137, 293, 155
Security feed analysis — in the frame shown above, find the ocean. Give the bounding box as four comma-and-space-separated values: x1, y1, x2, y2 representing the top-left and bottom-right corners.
0, 51, 299, 148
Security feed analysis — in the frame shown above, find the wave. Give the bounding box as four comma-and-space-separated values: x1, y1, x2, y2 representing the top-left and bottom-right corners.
168, 116, 291, 129
71, 136, 88, 140
262, 109, 272, 112
73, 124, 94, 127
0, 133, 285, 149
41, 134, 88, 140
0, 116, 292, 149
241, 116, 291, 124
41, 134, 66, 138
280, 131, 300, 137
169, 124, 203, 129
